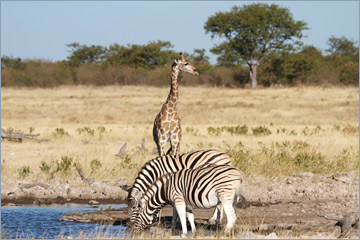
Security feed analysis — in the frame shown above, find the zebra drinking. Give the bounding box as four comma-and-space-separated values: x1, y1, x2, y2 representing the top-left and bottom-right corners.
127, 149, 232, 229
129, 164, 246, 237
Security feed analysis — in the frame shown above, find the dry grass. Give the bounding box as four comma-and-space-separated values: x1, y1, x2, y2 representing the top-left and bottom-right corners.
1, 86, 358, 183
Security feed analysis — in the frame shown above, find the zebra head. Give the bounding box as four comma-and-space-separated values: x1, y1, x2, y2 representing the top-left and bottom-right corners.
128, 187, 144, 218
129, 200, 154, 231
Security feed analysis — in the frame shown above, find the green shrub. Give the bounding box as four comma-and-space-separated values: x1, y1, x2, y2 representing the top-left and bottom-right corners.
252, 126, 272, 136
226, 125, 248, 135
208, 125, 248, 136
90, 159, 102, 174
56, 156, 73, 175
53, 128, 69, 137
185, 127, 199, 136
29, 127, 35, 134
39, 161, 51, 174
18, 166, 30, 179
207, 127, 222, 136
223, 140, 351, 177
77, 126, 95, 136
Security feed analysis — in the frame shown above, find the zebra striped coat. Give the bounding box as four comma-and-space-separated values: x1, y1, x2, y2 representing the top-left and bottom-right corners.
130, 164, 245, 237
128, 149, 232, 226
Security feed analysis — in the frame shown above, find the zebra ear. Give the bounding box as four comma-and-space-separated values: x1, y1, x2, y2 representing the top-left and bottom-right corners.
121, 184, 132, 193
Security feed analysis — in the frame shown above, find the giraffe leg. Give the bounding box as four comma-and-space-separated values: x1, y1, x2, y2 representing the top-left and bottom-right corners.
159, 139, 167, 156
156, 129, 168, 156
170, 134, 180, 155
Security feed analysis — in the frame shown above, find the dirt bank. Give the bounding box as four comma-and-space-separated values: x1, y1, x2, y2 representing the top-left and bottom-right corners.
2, 171, 358, 238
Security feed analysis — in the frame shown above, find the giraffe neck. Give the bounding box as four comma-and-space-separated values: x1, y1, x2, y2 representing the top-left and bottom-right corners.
166, 66, 179, 109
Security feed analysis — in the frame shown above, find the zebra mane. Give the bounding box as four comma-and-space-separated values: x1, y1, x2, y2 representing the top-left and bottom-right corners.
129, 155, 175, 199
139, 173, 172, 206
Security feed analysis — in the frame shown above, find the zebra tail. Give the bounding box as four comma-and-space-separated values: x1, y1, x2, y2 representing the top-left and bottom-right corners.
236, 179, 247, 206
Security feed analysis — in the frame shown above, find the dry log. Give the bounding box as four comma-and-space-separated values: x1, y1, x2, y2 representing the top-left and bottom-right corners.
74, 162, 94, 186
18, 182, 50, 190
317, 209, 359, 237
1, 128, 42, 142
114, 143, 127, 158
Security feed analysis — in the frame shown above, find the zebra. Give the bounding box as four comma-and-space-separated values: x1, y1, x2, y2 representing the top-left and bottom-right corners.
127, 149, 232, 229
129, 164, 246, 237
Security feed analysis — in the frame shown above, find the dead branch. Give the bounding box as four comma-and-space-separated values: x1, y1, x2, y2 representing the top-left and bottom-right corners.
141, 138, 146, 153
317, 209, 359, 237
114, 143, 127, 158
18, 182, 50, 191
74, 162, 94, 186
1, 128, 44, 142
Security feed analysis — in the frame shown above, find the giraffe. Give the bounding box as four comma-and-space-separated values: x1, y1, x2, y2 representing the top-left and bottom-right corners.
153, 53, 198, 156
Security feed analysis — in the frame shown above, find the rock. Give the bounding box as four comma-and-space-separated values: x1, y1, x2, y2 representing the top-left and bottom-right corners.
334, 177, 352, 184
88, 200, 99, 205
1, 182, 18, 196
238, 231, 258, 239
91, 181, 106, 193
4, 203, 16, 207
258, 224, 275, 231
293, 172, 314, 178
265, 232, 278, 239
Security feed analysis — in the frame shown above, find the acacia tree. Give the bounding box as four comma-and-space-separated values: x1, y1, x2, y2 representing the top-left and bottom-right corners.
204, 3, 308, 88
66, 42, 106, 67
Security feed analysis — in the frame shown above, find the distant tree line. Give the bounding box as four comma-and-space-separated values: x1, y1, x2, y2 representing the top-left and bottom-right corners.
1, 3, 358, 88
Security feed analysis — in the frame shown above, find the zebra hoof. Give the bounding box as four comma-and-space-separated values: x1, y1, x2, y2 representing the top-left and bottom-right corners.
207, 218, 216, 225
224, 228, 234, 236
180, 233, 187, 238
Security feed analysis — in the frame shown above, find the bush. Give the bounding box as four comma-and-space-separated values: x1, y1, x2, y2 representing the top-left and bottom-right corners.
90, 159, 102, 174
77, 127, 95, 136
56, 156, 73, 175
224, 140, 349, 177
53, 128, 69, 137
18, 166, 30, 179
226, 125, 248, 135
39, 161, 51, 174
252, 126, 272, 136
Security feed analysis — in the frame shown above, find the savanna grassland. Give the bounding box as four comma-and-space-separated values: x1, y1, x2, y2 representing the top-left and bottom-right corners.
1, 86, 359, 184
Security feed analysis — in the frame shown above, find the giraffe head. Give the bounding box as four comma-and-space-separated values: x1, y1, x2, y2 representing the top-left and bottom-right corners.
173, 52, 199, 75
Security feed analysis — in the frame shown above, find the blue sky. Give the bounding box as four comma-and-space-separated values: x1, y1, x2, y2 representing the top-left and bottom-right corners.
1, 1, 359, 64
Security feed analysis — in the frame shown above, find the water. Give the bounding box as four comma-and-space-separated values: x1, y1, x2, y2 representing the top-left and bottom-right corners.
1, 204, 128, 239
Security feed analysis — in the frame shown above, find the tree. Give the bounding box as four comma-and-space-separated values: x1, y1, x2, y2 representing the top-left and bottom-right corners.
66, 42, 106, 67
326, 36, 359, 85
186, 49, 212, 73
188, 49, 210, 65
204, 3, 308, 88
105, 40, 177, 68
326, 36, 359, 60
260, 45, 324, 85
1, 56, 26, 69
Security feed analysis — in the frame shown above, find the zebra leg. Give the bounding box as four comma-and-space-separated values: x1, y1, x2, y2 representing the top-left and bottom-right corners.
171, 207, 179, 231
221, 199, 237, 234
172, 206, 193, 231
174, 200, 188, 238
185, 207, 196, 234
217, 204, 224, 225
208, 204, 223, 225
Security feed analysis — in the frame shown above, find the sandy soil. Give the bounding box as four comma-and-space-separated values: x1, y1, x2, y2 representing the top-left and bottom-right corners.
6, 170, 352, 239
